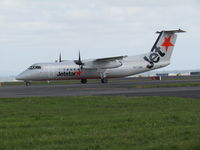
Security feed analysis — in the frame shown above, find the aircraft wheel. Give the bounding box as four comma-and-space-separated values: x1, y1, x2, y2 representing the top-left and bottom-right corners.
101, 78, 108, 83
25, 81, 31, 86
81, 79, 87, 84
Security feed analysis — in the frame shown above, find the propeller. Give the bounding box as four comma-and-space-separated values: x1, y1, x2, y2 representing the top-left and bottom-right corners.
74, 51, 84, 68
59, 52, 62, 62
55, 52, 62, 63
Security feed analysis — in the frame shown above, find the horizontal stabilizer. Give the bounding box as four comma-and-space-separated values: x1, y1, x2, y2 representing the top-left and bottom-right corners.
156, 29, 186, 34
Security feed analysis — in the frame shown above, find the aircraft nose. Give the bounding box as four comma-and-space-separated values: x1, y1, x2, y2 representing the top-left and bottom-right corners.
16, 73, 25, 80
16, 71, 29, 80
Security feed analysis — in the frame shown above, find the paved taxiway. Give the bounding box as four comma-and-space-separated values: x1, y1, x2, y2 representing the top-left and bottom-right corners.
0, 77, 200, 98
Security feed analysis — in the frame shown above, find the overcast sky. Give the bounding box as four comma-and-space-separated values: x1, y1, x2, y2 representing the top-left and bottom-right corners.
0, 0, 200, 76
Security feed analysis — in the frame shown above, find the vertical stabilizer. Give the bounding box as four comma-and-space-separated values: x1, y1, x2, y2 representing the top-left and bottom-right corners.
144, 29, 185, 69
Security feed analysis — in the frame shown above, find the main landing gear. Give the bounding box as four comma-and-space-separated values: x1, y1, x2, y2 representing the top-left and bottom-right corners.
101, 78, 108, 83
80, 78, 108, 84
81, 79, 87, 84
99, 71, 108, 84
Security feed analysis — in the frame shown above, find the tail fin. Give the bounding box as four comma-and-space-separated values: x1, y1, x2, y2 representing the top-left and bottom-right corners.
144, 29, 185, 69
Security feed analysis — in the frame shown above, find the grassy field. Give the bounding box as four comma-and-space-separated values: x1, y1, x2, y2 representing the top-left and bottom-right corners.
0, 96, 200, 150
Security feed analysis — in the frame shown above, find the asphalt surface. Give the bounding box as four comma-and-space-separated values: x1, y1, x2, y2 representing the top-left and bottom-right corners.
0, 77, 200, 99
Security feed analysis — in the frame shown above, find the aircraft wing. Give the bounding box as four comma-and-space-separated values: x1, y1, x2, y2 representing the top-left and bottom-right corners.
83, 55, 127, 69
95, 55, 127, 62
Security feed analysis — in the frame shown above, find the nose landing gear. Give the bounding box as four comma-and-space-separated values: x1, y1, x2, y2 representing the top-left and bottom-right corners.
25, 81, 31, 86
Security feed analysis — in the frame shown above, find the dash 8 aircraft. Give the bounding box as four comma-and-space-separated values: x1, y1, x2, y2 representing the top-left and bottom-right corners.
16, 29, 185, 86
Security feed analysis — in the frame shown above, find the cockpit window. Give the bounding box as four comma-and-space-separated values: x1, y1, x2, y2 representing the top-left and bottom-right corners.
28, 66, 41, 70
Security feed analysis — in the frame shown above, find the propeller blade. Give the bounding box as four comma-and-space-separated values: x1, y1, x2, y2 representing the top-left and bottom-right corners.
78, 51, 81, 62
74, 51, 84, 66
59, 53, 61, 62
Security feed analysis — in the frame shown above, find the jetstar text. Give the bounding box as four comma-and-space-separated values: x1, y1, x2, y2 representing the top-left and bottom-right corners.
57, 72, 76, 77
143, 46, 165, 69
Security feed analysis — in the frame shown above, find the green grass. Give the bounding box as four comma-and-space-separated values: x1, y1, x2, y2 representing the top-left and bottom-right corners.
0, 96, 200, 150
133, 82, 200, 88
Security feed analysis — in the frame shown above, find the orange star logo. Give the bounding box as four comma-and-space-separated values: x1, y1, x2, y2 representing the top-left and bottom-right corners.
161, 36, 174, 52
75, 70, 81, 76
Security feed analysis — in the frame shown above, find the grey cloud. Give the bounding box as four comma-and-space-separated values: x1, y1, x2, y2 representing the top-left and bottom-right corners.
0, 0, 199, 75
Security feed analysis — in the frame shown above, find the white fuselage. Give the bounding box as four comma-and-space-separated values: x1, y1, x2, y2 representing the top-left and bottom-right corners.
16, 53, 169, 81
16, 29, 184, 83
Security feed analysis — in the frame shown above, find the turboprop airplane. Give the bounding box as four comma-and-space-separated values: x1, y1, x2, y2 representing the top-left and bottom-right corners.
16, 29, 185, 86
